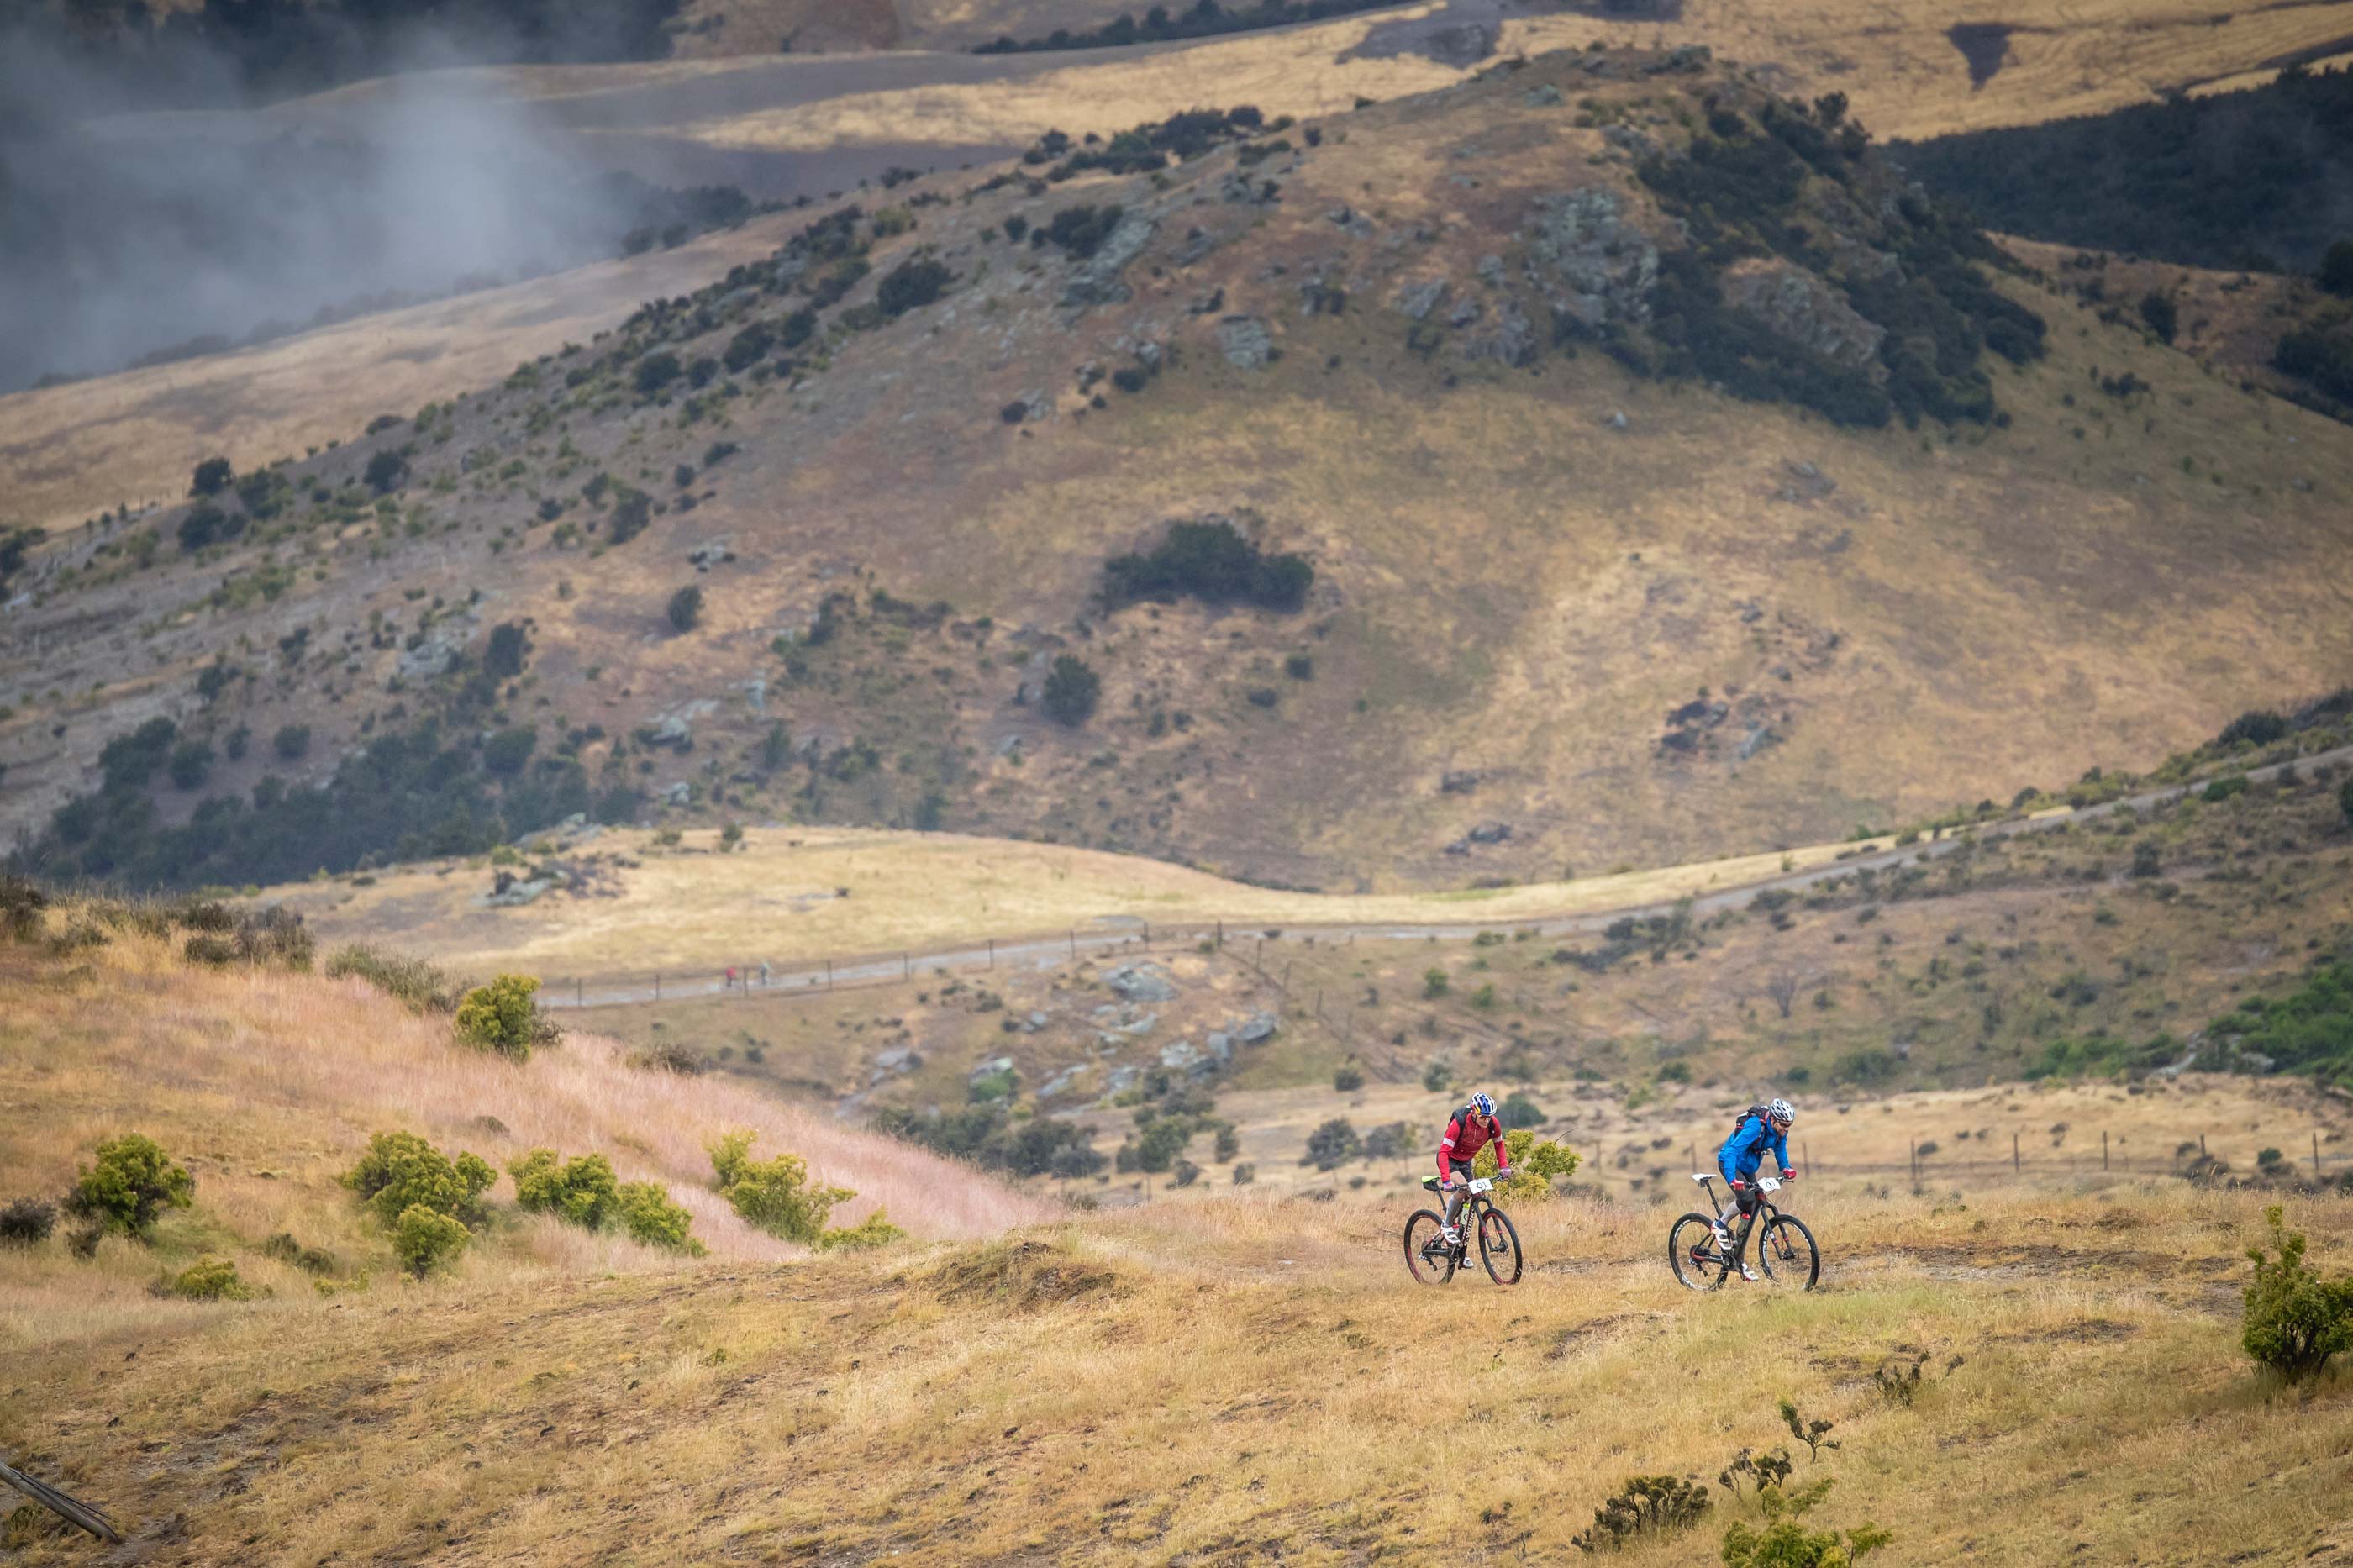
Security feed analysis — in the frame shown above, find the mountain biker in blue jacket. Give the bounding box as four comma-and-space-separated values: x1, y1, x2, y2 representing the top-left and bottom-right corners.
1710, 1098, 1795, 1281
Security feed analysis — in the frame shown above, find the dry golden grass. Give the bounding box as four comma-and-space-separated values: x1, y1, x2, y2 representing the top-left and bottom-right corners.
267, 822, 1883, 978
5, 1171, 2350, 1564
0, 214, 803, 533
0, 921, 1051, 1359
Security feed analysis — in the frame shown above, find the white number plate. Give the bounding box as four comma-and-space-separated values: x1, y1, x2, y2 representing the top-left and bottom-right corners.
1756, 1176, 1782, 1192
1468, 1177, 1493, 1194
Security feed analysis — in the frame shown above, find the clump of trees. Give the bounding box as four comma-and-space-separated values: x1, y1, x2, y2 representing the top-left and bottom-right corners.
1102, 517, 1313, 611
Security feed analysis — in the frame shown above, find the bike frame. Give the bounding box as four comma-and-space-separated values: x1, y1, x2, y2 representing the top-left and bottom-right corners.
1691, 1172, 1784, 1260
1422, 1176, 1498, 1257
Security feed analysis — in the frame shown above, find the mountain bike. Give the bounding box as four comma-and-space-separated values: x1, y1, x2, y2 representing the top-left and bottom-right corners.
1667, 1173, 1819, 1291
1403, 1175, 1523, 1285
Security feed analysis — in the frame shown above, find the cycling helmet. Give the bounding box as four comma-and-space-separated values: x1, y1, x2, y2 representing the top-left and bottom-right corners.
1471, 1092, 1497, 1119
1769, 1097, 1795, 1128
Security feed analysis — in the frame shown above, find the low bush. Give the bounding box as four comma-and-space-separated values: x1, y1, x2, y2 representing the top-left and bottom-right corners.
342, 1130, 495, 1229
455, 974, 553, 1058
616, 1181, 704, 1254
1303, 1118, 1361, 1170
667, 585, 703, 633
872, 1104, 1104, 1177
816, 1210, 907, 1251
1102, 518, 1313, 611
709, 1131, 851, 1244
325, 944, 462, 1013
509, 1149, 622, 1229
1571, 1475, 1710, 1554
0, 1197, 57, 1247
260, 1232, 336, 1273
876, 259, 953, 316
2242, 1204, 2353, 1381
392, 1202, 471, 1278
63, 1134, 192, 1240
1042, 655, 1100, 726
1720, 1481, 1891, 1566
159, 1256, 255, 1301
1498, 1091, 1547, 1129
1334, 1064, 1366, 1092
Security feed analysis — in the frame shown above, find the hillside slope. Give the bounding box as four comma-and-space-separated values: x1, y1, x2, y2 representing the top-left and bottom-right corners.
8, 46, 2353, 895
7, 1178, 2353, 1564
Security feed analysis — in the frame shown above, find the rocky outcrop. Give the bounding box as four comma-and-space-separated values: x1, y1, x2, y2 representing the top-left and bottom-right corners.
1062, 212, 1158, 307
1527, 188, 1657, 332
1218, 315, 1275, 369
1724, 263, 1887, 376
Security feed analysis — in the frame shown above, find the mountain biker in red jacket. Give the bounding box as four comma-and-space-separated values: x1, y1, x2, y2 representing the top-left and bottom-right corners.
1435, 1092, 1512, 1244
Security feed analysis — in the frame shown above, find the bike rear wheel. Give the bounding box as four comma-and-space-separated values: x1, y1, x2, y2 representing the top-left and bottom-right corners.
1403, 1209, 1455, 1284
1668, 1212, 1729, 1292
1755, 1213, 1819, 1291
1477, 1206, 1523, 1285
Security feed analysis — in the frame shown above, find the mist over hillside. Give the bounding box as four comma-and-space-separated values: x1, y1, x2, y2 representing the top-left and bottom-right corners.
0, 17, 763, 391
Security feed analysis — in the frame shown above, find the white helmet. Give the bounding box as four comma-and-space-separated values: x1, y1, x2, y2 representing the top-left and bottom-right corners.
1769, 1098, 1795, 1128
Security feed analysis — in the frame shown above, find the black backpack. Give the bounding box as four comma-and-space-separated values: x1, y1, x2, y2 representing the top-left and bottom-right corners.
1730, 1103, 1771, 1141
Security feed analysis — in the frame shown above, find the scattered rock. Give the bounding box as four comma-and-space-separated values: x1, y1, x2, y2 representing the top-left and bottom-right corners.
1725, 263, 1887, 375
1527, 188, 1657, 333
1062, 212, 1158, 307
1103, 962, 1178, 1003
1206, 1031, 1234, 1061
1159, 1040, 1203, 1072
687, 539, 735, 571
871, 1047, 923, 1085
1398, 279, 1450, 322
1476, 254, 1508, 290
1467, 821, 1513, 845
1525, 83, 1565, 108
968, 1055, 1014, 1082
1440, 769, 1484, 794
1238, 1013, 1278, 1044
1217, 315, 1276, 370
1603, 409, 1629, 430
1447, 297, 1483, 329
1468, 302, 1539, 367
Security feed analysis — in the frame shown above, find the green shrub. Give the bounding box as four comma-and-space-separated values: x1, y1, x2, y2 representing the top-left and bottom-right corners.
1423, 967, 1450, 999
63, 1134, 192, 1240
2340, 776, 2353, 829
1102, 518, 1313, 611
325, 944, 461, 1013
2218, 709, 2287, 747
260, 1232, 336, 1273
392, 1202, 471, 1278
1039, 203, 1124, 258
272, 723, 311, 760
635, 351, 682, 396
616, 1181, 705, 1254
709, 1131, 852, 1243
2242, 1204, 2353, 1381
1303, 1118, 1361, 1170
455, 974, 548, 1057
1423, 1059, 1454, 1092
1571, 1475, 1709, 1554
1498, 1091, 1546, 1129
363, 449, 409, 494
872, 1104, 1103, 1177
508, 1149, 622, 1229
1334, 1064, 1366, 1092
185, 933, 238, 966
2138, 291, 2177, 343
817, 1210, 907, 1250
190, 455, 233, 496
341, 1130, 495, 1229
667, 585, 703, 633
1720, 1480, 1891, 1566
160, 1256, 255, 1301
0, 1197, 57, 1247
1042, 655, 1100, 726
876, 259, 954, 316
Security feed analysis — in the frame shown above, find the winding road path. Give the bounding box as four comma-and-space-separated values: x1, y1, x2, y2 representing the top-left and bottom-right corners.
543, 745, 2352, 1010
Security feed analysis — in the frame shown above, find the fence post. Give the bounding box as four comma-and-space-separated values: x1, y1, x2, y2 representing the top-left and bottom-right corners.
1069, 929, 1076, 960
988, 938, 995, 969
576, 977, 582, 1007
2318, 1129, 2325, 1179
903, 953, 910, 980
2013, 1132, 2019, 1175
1216, 919, 1224, 949
1143, 922, 1150, 946
655, 971, 661, 1001
2200, 1132, 2208, 1157
1803, 1139, 1811, 1178
825, 958, 833, 991
1688, 1143, 1697, 1175
1909, 1140, 1918, 1189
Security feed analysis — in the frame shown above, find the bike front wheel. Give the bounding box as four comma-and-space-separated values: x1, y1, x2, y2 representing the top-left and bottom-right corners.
1403, 1209, 1455, 1285
1668, 1212, 1729, 1292
1755, 1213, 1819, 1291
1477, 1205, 1523, 1285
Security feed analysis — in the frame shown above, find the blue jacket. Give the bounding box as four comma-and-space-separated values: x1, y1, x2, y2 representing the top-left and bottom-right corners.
1718, 1113, 1790, 1184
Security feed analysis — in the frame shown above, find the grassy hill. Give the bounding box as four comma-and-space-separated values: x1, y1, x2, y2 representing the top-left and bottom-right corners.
9, 45, 2353, 900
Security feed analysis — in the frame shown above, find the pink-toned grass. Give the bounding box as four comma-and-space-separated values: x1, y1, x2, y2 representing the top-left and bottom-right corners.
0, 930, 1051, 1286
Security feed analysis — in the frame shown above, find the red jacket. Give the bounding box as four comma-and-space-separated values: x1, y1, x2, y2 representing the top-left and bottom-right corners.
1437, 1109, 1509, 1180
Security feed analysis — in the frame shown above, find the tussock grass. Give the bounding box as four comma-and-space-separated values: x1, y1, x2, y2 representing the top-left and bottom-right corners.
0, 918, 1050, 1355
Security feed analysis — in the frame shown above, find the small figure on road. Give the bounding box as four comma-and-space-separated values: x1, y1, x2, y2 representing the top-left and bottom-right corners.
725, 965, 738, 991
759, 960, 771, 987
